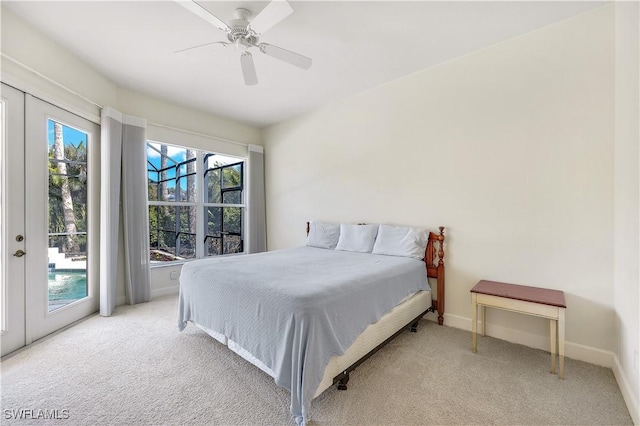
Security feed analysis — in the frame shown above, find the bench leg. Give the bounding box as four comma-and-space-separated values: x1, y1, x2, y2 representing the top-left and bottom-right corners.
558, 308, 565, 379
472, 294, 478, 352
481, 305, 486, 336
550, 319, 557, 374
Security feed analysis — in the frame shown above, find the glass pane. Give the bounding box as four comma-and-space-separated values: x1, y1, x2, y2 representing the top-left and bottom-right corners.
223, 234, 243, 255
147, 142, 196, 203
205, 168, 221, 204
204, 206, 243, 256
205, 237, 221, 256
47, 120, 89, 311
223, 207, 242, 235
148, 205, 197, 261
204, 154, 243, 204
205, 206, 222, 235
222, 164, 242, 189
48, 270, 87, 310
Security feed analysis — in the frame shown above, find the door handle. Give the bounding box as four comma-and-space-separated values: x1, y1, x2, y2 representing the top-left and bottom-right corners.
12, 249, 26, 257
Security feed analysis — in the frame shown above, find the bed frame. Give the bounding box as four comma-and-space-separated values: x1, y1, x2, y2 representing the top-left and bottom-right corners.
306, 223, 446, 391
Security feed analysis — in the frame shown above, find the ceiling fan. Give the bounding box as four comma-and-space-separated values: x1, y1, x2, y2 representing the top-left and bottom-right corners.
176, 0, 312, 86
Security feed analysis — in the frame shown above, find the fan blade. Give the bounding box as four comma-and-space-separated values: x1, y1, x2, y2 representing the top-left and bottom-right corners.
176, 1, 231, 33
240, 52, 258, 86
259, 43, 312, 70
248, 0, 293, 36
174, 41, 228, 54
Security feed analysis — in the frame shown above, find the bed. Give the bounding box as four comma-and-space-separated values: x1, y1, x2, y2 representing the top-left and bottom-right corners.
178, 223, 445, 425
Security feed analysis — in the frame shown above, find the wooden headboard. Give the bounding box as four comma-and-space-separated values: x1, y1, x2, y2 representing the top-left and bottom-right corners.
426, 227, 446, 325
305, 222, 446, 325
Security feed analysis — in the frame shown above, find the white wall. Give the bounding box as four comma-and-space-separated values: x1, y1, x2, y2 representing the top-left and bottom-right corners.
264, 5, 616, 360
1, 7, 114, 121
613, 2, 639, 423
1, 6, 262, 302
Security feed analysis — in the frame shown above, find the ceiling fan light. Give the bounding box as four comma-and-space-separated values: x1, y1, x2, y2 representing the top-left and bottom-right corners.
234, 38, 247, 52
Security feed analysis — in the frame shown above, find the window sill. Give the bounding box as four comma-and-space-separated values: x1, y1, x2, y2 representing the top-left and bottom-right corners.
149, 252, 246, 269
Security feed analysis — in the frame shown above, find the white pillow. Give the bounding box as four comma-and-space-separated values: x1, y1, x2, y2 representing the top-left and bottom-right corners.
372, 224, 428, 259
306, 221, 340, 249
335, 224, 378, 253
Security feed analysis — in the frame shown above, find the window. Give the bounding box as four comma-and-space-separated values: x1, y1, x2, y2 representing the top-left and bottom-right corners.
48, 119, 90, 310
147, 141, 245, 263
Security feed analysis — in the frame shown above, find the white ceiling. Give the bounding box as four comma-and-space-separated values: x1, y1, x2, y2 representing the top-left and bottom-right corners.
4, 1, 606, 128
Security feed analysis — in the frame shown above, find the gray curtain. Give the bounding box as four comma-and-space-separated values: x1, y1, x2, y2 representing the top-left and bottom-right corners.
121, 117, 151, 305
247, 144, 267, 253
99, 107, 150, 316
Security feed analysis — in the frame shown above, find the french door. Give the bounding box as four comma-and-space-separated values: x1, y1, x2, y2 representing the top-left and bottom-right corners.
1, 84, 99, 356
1, 84, 26, 356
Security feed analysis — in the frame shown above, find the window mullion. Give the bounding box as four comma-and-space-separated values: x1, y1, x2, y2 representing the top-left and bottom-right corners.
195, 150, 204, 259
149, 201, 197, 207
203, 203, 245, 208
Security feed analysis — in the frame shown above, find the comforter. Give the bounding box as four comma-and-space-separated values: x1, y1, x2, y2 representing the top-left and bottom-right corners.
178, 246, 429, 425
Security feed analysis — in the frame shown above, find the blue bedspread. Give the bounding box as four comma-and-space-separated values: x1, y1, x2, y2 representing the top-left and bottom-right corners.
178, 246, 429, 424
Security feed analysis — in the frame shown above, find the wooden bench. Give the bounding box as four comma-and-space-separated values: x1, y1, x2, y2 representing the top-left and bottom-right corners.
471, 280, 567, 379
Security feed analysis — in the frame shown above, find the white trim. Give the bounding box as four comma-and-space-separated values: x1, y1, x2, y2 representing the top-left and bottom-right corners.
444, 312, 614, 367
613, 353, 640, 425
244, 153, 252, 253
248, 144, 264, 153
151, 285, 179, 299
195, 150, 205, 262
123, 115, 146, 128
148, 201, 198, 207
99, 108, 120, 317
1, 54, 103, 110
1, 55, 102, 124
101, 106, 122, 122
147, 124, 248, 160
148, 121, 248, 147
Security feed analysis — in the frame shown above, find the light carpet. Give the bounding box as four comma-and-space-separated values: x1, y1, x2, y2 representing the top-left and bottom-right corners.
1, 294, 632, 425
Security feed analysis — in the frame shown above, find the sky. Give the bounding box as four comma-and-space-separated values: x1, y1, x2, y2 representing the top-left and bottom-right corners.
146, 142, 243, 192
47, 119, 87, 150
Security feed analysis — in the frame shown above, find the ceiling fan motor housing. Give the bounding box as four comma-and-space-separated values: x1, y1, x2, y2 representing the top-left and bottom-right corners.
228, 8, 258, 47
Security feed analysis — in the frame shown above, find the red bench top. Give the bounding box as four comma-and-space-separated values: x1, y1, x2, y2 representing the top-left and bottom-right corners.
471, 280, 566, 308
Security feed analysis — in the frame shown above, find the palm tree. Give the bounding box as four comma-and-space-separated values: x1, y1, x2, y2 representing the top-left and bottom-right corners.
53, 122, 78, 253
186, 149, 197, 247
160, 144, 169, 202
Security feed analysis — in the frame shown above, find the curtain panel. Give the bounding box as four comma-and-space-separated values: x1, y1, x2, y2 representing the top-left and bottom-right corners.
247, 144, 267, 253
99, 107, 151, 316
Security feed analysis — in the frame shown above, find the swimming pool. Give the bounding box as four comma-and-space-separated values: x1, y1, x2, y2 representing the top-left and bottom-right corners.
48, 270, 87, 310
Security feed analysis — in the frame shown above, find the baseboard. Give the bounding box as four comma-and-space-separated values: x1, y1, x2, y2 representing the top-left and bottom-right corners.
115, 285, 179, 307
444, 312, 638, 423
151, 285, 179, 299
613, 354, 639, 425
443, 313, 613, 367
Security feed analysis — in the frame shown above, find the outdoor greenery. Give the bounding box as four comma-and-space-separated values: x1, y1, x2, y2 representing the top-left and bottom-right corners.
48, 121, 88, 257
148, 146, 244, 261
47, 133, 245, 263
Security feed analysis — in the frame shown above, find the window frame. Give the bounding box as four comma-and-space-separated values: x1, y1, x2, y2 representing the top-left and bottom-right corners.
147, 140, 246, 266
